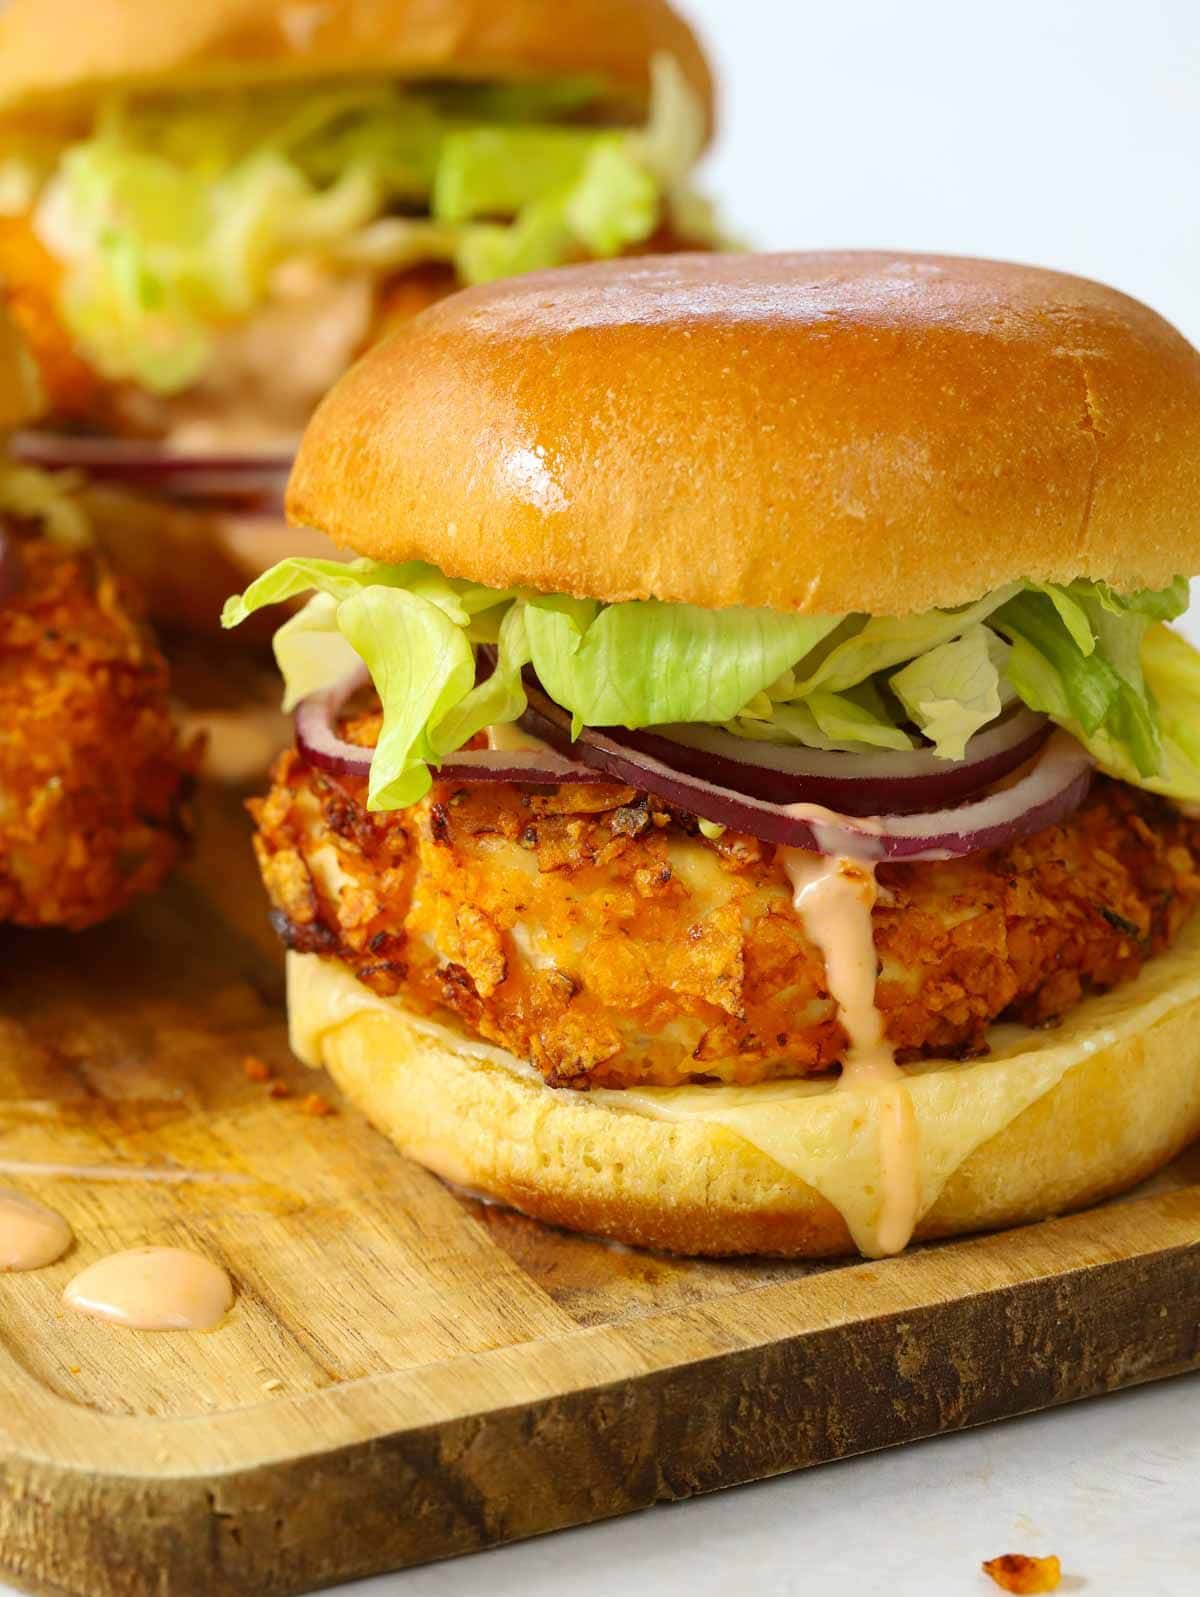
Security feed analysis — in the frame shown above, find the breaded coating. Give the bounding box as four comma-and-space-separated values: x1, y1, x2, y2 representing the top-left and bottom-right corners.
0, 526, 195, 928
0, 217, 106, 423
251, 710, 1200, 1089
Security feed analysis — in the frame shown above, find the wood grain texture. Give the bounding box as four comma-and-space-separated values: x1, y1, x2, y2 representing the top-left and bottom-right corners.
1, 784, 1199, 1597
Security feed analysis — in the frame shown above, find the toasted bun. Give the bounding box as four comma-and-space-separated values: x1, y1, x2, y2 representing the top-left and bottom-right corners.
290, 252, 1200, 616
0, 0, 712, 129
289, 914, 1200, 1258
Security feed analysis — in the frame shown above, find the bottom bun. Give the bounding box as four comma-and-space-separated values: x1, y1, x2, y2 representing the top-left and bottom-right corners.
289, 913, 1200, 1258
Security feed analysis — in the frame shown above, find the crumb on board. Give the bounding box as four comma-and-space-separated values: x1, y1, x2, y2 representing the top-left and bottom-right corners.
983, 1553, 1062, 1593
242, 1055, 272, 1082
66, 1365, 80, 1375
267, 1080, 291, 1099
300, 1092, 335, 1118
262, 1377, 284, 1392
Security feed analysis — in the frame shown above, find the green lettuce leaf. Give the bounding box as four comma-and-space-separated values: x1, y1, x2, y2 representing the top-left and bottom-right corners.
994, 588, 1165, 777
226, 563, 839, 807
728, 685, 916, 754
336, 587, 476, 809
1140, 623, 1200, 799
428, 602, 531, 758
793, 587, 1019, 695
889, 626, 1012, 760
433, 126, 619, 224
805, 687, 915, 752
271, 595, 363, 714
223, 556, 1200, 810
1043, 622, 1200, 801
222, 557, 420, 623
524, 596, 841, 731
27, 57, 715, 394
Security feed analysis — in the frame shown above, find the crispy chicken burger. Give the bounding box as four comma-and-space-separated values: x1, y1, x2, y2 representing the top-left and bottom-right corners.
0, 0, 717, 629
0, 308, 193, 928
226, 252, 1200, 1258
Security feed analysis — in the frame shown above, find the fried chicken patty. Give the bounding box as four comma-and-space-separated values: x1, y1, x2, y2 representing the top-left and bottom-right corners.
0, 526, 196, 928
251, 706, 1200, 1090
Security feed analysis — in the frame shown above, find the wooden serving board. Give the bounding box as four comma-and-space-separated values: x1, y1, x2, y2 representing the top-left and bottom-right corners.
3, 779, 1200, 1597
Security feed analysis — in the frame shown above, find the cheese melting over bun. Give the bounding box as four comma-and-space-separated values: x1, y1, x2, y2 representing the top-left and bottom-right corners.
289, 914, 1200, 1256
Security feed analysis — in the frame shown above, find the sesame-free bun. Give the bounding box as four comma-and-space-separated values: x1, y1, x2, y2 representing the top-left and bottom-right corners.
0, 0, 712, 127
290, 252, 1200, 617
289, 913, 1200, 1258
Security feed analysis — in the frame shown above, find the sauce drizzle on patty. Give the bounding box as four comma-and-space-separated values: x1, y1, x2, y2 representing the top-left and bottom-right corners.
781, 850, 920, 1256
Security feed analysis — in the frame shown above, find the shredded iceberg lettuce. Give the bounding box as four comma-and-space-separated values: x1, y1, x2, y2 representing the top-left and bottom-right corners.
523, 596, 839, 735
990, 579, 1190, 780
226, 560, 838, 809
223, 556, 1200, 811
889, 627, 1015, 761
21, 57, 716, 395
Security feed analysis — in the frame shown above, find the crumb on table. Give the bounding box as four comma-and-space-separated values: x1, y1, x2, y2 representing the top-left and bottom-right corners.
242, 1055, 272, 1082
982, 1553, 1062, 1593
300, 1092, 335, 1118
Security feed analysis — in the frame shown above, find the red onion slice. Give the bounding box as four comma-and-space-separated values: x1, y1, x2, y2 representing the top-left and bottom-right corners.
294, 664, 1093, 860
436, 748, 607, 783
294, 664, 603, 786
0, 520, 23, 608
519, 681, 1093, 860
294, 664, 374, 777
11, 432, 292, 514
615, 707, 1050, 815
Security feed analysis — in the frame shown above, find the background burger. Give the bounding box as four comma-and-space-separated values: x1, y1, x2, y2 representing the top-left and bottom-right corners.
226, 251, 1200, 1258
0, 306, 193, 929
0, 0, 718, 632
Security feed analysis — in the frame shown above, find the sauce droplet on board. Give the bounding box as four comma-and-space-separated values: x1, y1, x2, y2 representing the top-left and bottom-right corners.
64, 1247, 234, 1331
0, 1189, 73, 1271
781, 849, 921, 1257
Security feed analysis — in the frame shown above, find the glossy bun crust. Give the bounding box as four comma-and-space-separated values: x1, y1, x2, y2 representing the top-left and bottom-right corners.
0, 0, 712, 127
290, 252, 1200, 616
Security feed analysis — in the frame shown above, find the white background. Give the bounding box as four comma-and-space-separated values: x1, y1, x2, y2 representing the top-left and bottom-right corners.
7, 7, 1200, 1596
693, 0, 1200, 345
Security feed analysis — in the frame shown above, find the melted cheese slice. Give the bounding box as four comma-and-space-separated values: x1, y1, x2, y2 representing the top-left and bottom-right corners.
290, 914, 1200, 1256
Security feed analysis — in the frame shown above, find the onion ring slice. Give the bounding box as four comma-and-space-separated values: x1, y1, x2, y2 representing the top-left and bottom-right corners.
519, 680, 1093, 860
293, 663, 1093, 859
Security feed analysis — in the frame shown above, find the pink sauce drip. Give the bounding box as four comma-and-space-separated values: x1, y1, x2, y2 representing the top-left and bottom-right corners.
64, 1247, 234, 1331
781, 850, 921, 1256
0, 1188, 73, 1271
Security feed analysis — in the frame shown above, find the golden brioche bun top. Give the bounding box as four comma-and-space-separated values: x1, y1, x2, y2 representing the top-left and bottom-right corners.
288, 251, 1200, 617
0, 0, 713, 127
0, 306, 43, 433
